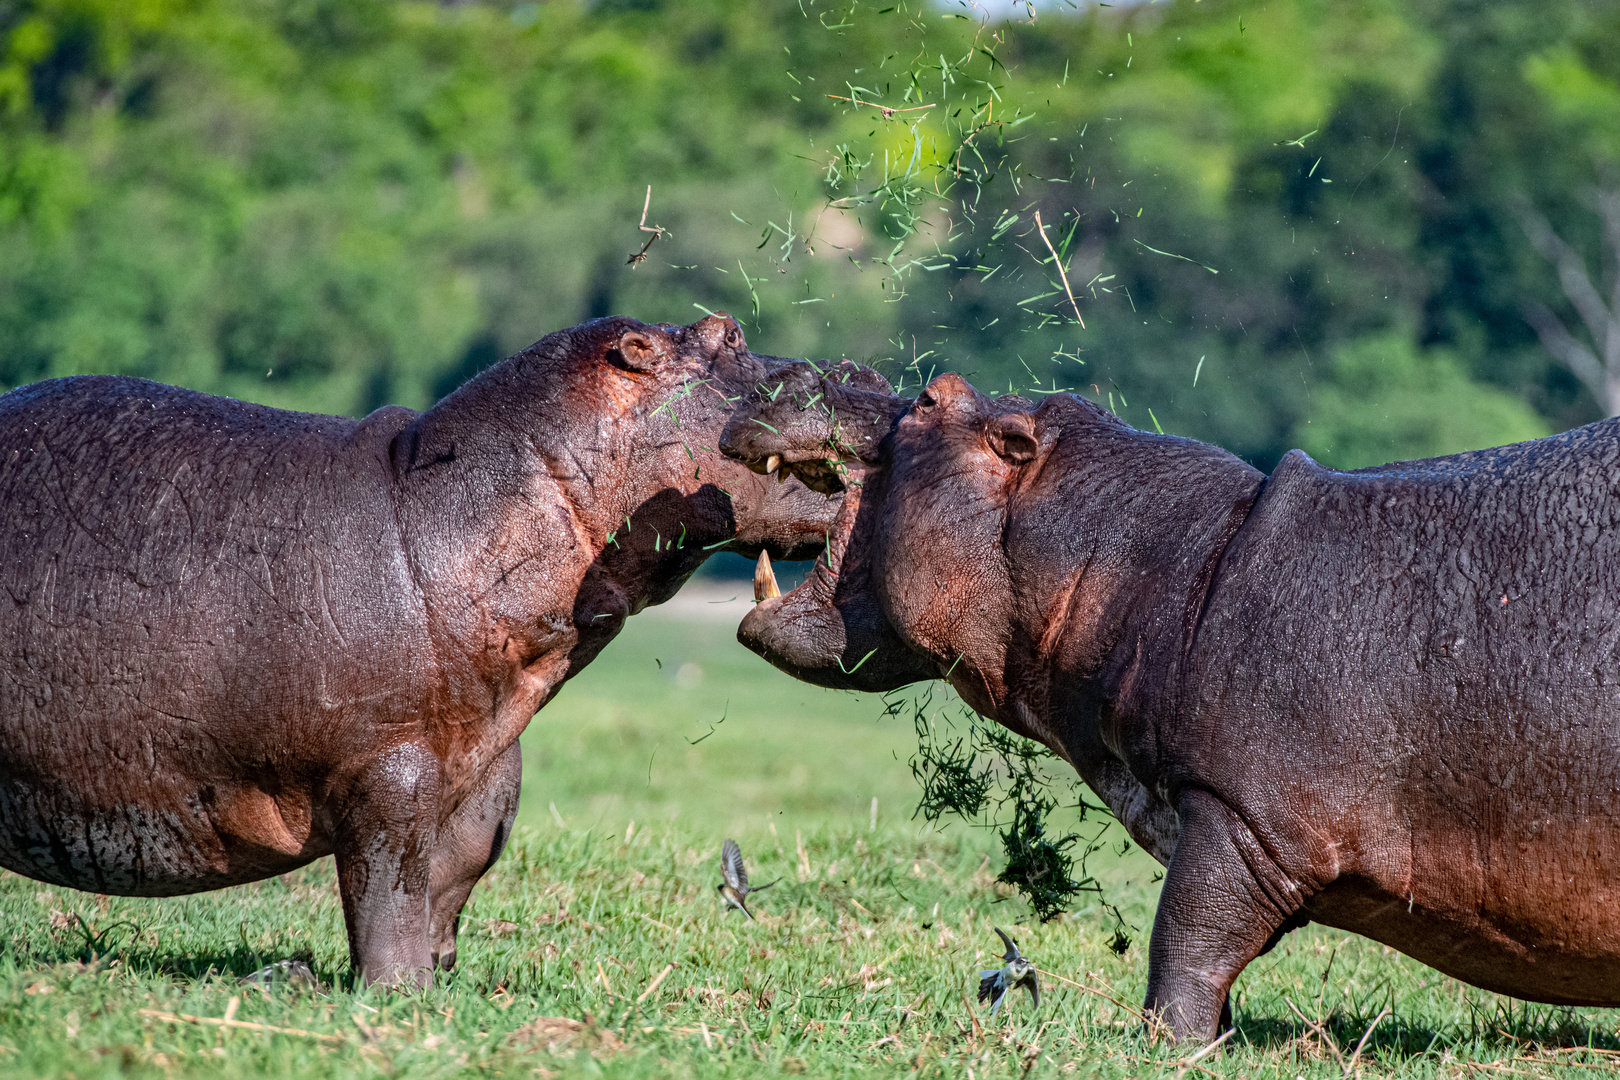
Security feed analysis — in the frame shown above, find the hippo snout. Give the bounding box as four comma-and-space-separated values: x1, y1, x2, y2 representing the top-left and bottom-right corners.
737, 575, 933, 693
737, 593, 834, 679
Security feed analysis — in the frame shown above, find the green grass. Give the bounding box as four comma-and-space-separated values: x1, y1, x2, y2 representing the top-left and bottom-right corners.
2, 601, 1618, 1078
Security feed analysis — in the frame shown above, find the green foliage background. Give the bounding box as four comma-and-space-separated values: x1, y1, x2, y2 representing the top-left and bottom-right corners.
2, 0, 1618, 469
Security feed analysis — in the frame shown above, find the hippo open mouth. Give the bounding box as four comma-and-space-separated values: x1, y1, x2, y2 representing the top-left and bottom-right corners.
742, 454, 849, 496
720, 359, 907, 498
735, 461, 883, 688
720, 361, 934, 692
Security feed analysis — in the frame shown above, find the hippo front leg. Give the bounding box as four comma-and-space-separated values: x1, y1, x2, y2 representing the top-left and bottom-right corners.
427, 741, 522, 971
333, 742, 444, 988
1146, 789, 1306, 1042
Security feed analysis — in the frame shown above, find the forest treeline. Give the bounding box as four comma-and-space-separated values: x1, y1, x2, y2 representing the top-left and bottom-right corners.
1, 0, 1617, 469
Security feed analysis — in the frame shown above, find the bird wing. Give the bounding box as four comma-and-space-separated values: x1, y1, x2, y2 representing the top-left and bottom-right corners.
994, 926, 1020, 962
721, 838, 747, 892
987, 980, 1009, 1014
750, 877, 781, 892
1025, 970, 1040, 1010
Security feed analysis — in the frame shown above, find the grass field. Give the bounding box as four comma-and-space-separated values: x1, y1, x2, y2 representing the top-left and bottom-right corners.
3, 586, 1619, 1078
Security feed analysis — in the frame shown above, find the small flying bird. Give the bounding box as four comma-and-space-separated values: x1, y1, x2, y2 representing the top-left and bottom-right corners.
717, 838, 779, 920
978, 927, 1040, 1014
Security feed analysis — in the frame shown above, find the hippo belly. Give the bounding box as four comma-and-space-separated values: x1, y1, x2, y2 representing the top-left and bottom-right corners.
1304, 743, 1620, 1006
1193, 674, 1620, 1008
1311, 889, 1620, 1006
1309, 812, 1620, 1005
0, 575, 422, 896
0, 770, 322, 896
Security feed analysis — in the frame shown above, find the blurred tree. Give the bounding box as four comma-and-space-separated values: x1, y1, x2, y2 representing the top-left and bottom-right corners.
1514, 13, 1620, 416
1517, 185, 1620, 415
0, 0, 1608, 473
1292, 332, 1549, 469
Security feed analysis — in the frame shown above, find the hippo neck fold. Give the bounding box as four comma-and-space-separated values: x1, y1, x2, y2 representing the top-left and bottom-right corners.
385, 326, 836, 705
374, 334, 724, 750
1004, 424, 1266, 776
395, 357, 686, 543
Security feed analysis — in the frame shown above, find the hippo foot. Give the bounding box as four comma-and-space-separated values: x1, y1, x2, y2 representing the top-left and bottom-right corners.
1144, 789, 1306, 1042
334, 743, 443, 988
428, 742, 523, 973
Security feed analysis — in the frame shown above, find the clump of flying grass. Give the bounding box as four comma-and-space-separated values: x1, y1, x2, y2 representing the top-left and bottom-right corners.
902, 688, 1113, 923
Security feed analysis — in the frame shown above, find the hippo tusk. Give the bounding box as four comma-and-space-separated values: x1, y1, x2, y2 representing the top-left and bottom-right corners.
754, 550, 781, 601
765, 454, 781, 476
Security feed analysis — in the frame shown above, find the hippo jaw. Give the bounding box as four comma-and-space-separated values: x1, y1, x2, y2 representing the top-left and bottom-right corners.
737, 568, 936, 693
736, 463, 937, 692
650, 318, 847, 564
719, 359, 913, 495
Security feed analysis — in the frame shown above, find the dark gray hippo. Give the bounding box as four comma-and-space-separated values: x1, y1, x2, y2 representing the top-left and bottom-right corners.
721, 362, 1620, 1041
0, 314, 836, 985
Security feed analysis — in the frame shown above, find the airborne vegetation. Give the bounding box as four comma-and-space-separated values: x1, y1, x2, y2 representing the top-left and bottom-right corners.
6, 0, 1620, 1076
3, 0, 1619, 467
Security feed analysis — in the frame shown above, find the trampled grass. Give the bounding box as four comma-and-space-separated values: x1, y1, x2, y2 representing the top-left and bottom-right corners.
2, 593, 1618, 1078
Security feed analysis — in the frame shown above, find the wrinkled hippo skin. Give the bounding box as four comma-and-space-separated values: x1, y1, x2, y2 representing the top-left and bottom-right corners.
722, 364, 1620, 1040
0, 314, 834, 986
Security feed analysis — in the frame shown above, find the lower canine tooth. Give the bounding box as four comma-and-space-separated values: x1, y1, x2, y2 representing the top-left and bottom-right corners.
765, 454, 781, 475
753, 550, 782, 601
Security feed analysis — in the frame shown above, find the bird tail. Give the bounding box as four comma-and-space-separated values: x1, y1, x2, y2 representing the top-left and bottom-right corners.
977, 973, 1000, 1006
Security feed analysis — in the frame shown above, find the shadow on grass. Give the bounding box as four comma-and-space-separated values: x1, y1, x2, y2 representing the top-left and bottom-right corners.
3, 933, 336, 988
1234, 1002, 1620, 1064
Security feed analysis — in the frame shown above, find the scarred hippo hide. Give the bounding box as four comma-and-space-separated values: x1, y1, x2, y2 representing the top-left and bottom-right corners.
721, 363, 1620, 1041
0, 314, 836, 986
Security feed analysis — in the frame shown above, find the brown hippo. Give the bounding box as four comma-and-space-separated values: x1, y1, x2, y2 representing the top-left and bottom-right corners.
720, 363, 1620, 1041
0, 314, 835, 986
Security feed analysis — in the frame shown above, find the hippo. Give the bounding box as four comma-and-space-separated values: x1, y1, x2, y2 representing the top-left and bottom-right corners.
720, 362, 1620, 1041
0, 314, 835, 986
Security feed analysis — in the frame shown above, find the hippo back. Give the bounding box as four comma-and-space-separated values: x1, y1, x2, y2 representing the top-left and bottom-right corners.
1179, 418, 1620, 1002
0, 376, 432, 894
1198, 419, 1620, 724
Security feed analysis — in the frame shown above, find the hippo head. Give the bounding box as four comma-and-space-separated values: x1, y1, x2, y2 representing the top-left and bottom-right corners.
719, 365, 1051, 705
718, 358, 902, 496
717, 359, 924, 691
403, 314, 847, 649
721, 364, 1265, 737
646, 313, 848, 563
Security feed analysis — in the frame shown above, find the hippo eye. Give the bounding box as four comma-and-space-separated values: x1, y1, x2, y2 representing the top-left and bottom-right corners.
916, 391, 936, 409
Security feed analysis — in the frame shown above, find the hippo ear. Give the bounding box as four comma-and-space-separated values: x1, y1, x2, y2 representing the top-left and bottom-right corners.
609, 329, 666, 373
986, 413, 1039, 465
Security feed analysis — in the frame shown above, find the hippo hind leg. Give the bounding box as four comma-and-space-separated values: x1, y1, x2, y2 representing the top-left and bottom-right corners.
1146, 789, 1309, 1042
333, 742, 443, 988
427, 742, 522, 971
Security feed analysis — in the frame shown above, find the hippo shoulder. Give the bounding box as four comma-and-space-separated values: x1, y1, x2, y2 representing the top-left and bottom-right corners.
1202, 422, 1620, 677
1252, 419, 1620, 536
